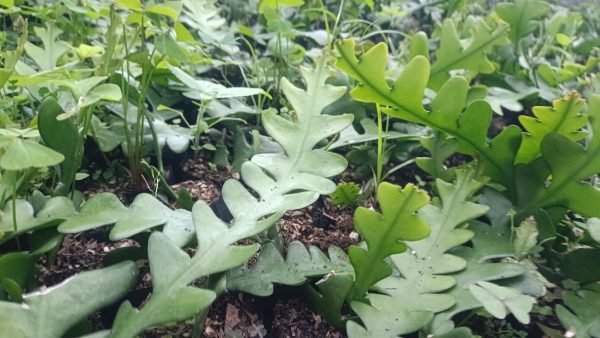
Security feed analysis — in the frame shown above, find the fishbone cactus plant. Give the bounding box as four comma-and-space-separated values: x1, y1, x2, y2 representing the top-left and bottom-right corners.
335, 38, 600, 224
59, 56, 353, 245
346, 171, 535, 337
3, 56, 354, 338
105, 56, 353, 337
0, 262, 138, 338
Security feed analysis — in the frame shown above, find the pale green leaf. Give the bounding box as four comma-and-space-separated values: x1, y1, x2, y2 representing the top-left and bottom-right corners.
410, 31, 429, 60
79, 83, 122, 108
485, 86, 536, 115
329, 118, 423, 150
56, 76, 107, 98
151, 119, 194, 154
174, 21, 195, 42
109, 210, 257, 338
155, 33, 189, 63
587, 218, 600, 243
227, 241, 352, 296
57, 193, 128, 233
469, 281, 535, 324
431, 221, 530, 334
108, 57, 353, 336
23, 23, 71, 71
350, 170, 487, 336
335, 40, 429, 116
169, 65, 265, 100
0, 139, 64, 170
0, 197, 75, 241
0, 18, 26, 87
0, 262, 137, 338
347, 297, 433, 338
556, 33, 573, 47
147, 4, 181, 19
111, 193, 194, 247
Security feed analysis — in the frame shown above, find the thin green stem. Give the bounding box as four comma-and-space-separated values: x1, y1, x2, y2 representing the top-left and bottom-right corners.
11, 180, 17, 232
332, 0, 345, 41
193, 101, 208, 158
318, 0, 331, 49
376, 103, 384, 184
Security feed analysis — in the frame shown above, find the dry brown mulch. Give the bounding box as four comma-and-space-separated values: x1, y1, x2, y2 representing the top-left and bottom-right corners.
279, 198, 358, 252
40, 153, 365, 337
271, 297, 346, 338
40, 231, 138, 286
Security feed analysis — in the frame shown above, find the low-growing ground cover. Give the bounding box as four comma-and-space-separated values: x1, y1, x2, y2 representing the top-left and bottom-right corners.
0, 0, 599, 337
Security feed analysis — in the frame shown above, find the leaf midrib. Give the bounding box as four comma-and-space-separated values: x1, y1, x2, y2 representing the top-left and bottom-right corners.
352, 187, 422, 298
533, 138, 600, 211
423, 178, 472, 258
544, 96, 578, 139
336, 43, 507, 181
430, 25, 509, 76
521, 98, 592, 213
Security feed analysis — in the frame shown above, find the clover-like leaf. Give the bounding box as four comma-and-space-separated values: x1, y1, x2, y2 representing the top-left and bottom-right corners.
0, 138, 64, 171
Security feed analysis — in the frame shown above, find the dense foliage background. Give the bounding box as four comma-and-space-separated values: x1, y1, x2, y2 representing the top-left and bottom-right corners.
0, 0, 599, 337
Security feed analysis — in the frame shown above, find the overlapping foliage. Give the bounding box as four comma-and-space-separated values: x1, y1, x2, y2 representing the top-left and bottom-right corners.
0, 0, 599, 337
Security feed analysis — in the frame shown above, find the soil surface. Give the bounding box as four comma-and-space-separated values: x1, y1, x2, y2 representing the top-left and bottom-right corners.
40, 153, 563, 337
41, 154, 360, 337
